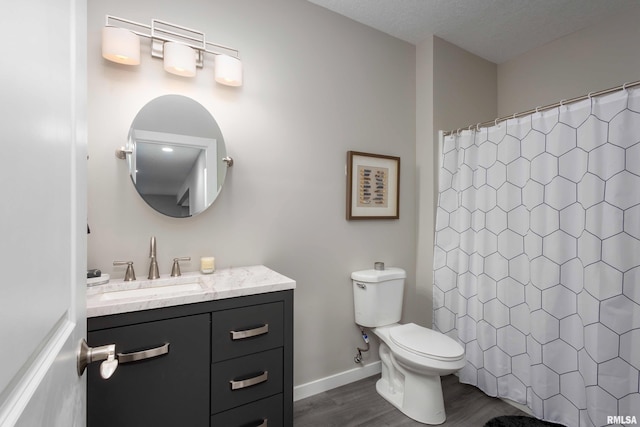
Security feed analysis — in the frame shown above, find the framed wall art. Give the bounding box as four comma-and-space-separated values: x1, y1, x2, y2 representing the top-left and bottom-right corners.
346, 151, 400, 220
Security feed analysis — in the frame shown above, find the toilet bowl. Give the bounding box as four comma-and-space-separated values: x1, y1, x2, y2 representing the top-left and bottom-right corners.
352, 267, 465, 425
372, 323, 465, 424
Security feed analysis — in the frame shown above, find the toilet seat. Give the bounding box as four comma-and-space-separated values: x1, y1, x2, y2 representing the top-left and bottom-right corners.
389, 323, 464, 362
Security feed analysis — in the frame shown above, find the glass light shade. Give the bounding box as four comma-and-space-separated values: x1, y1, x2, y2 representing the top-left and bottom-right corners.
215, 55, 243, 87
102, 26, 140, 65
163, 42, 196, 77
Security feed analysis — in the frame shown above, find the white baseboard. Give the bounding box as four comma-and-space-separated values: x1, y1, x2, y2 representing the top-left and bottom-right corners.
293, 361, 381, 402
292, 362, 534, 416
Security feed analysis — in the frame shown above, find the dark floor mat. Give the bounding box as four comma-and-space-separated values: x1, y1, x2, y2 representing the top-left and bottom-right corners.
484, 415, 565, 427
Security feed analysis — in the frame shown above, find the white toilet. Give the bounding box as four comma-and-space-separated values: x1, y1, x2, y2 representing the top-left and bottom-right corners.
352, 267, 465, 425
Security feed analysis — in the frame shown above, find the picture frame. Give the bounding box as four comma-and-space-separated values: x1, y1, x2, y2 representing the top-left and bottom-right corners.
346, 151, 400, 220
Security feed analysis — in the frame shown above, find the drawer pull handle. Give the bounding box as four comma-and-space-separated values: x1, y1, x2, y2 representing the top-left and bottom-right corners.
117, 343, 170, 364
256, 420, 267, 427
230, 324, 269, 340
230, 371, 268, 390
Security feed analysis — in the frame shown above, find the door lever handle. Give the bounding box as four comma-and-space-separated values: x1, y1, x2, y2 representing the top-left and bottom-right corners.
77, 339, 119, 379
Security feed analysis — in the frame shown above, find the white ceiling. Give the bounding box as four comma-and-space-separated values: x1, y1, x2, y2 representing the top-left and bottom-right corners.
307, 0, 639, 64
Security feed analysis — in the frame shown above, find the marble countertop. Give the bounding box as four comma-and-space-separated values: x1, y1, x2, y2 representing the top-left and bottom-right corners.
86, 265, 296, 318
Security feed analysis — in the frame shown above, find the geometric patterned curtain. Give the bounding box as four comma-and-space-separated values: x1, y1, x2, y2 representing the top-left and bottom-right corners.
433, 86, 640, 427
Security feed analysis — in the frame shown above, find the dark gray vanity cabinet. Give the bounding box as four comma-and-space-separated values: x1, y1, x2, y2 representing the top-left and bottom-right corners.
87, 290, 294, 427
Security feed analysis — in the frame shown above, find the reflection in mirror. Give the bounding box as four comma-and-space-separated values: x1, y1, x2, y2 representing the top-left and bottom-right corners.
127, 95, 228, 218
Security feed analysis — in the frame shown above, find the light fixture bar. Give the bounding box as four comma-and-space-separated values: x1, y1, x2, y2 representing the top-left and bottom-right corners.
105, 15, 151, 37
152, 19, 206, 51
103, 14, 243, 85
205, 41, 239, 57
104, 15, 240, 60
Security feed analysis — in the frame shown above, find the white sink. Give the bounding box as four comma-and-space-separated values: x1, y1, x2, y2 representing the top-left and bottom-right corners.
98, 282, 204, 301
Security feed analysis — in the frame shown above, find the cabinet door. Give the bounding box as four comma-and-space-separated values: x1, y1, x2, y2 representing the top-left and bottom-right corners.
87, 314, 210, 427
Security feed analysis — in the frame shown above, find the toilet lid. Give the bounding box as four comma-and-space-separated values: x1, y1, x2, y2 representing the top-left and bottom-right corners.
389, 323, 464, 361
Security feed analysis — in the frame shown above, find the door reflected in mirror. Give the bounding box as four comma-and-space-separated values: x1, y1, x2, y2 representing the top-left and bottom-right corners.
127, 95, 228, 218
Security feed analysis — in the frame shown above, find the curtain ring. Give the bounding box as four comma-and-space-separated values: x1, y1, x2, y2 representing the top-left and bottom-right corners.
476, 123, 481, 132
623, 82, 631, 91
535, 106, 541, 113
457, 128, 462, 136
494, 118, 499, 127
587, 91, 595, 99
560, 99, 566, 107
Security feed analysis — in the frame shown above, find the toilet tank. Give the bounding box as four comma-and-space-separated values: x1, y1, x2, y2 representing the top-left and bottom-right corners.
352, 267, 406, 327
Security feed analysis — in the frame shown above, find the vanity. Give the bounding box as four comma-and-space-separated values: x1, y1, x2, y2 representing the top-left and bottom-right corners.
86, 265, 295, 427
86, 94, 294, 425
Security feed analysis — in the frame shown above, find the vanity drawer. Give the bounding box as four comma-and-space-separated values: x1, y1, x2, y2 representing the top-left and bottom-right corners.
211, 302, 283, 362
211, 347, 283, 413
211, 394, 283, 427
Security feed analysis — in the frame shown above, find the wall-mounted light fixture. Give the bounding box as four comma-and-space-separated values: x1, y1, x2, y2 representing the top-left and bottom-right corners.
101, 15, 243, 86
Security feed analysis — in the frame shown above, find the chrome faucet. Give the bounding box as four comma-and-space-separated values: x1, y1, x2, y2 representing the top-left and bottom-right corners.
148, 236, 160, 279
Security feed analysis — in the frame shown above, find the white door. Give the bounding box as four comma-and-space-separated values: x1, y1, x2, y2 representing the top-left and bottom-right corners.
0, 0, 87, 426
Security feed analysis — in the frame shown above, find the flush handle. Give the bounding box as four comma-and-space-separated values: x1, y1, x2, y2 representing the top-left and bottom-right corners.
356, 282, 366, 289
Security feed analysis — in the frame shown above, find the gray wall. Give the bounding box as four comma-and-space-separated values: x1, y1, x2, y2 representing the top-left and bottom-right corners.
498, 5, 640, 115
87, 0, 416, 387
434, 37, 497, 134
414, 36, 435, 328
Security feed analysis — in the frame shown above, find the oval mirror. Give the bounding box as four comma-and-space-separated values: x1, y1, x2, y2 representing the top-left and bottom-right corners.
126, 95, 229, 218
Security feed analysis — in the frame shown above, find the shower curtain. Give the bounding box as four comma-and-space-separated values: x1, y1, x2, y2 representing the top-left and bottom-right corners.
433, 86, 640, 427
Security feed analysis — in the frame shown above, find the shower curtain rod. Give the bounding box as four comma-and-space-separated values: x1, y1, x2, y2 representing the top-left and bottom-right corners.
443, 79, 640, 137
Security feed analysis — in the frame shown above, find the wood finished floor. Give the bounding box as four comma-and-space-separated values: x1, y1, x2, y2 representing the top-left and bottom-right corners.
294, 374, 527, 426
